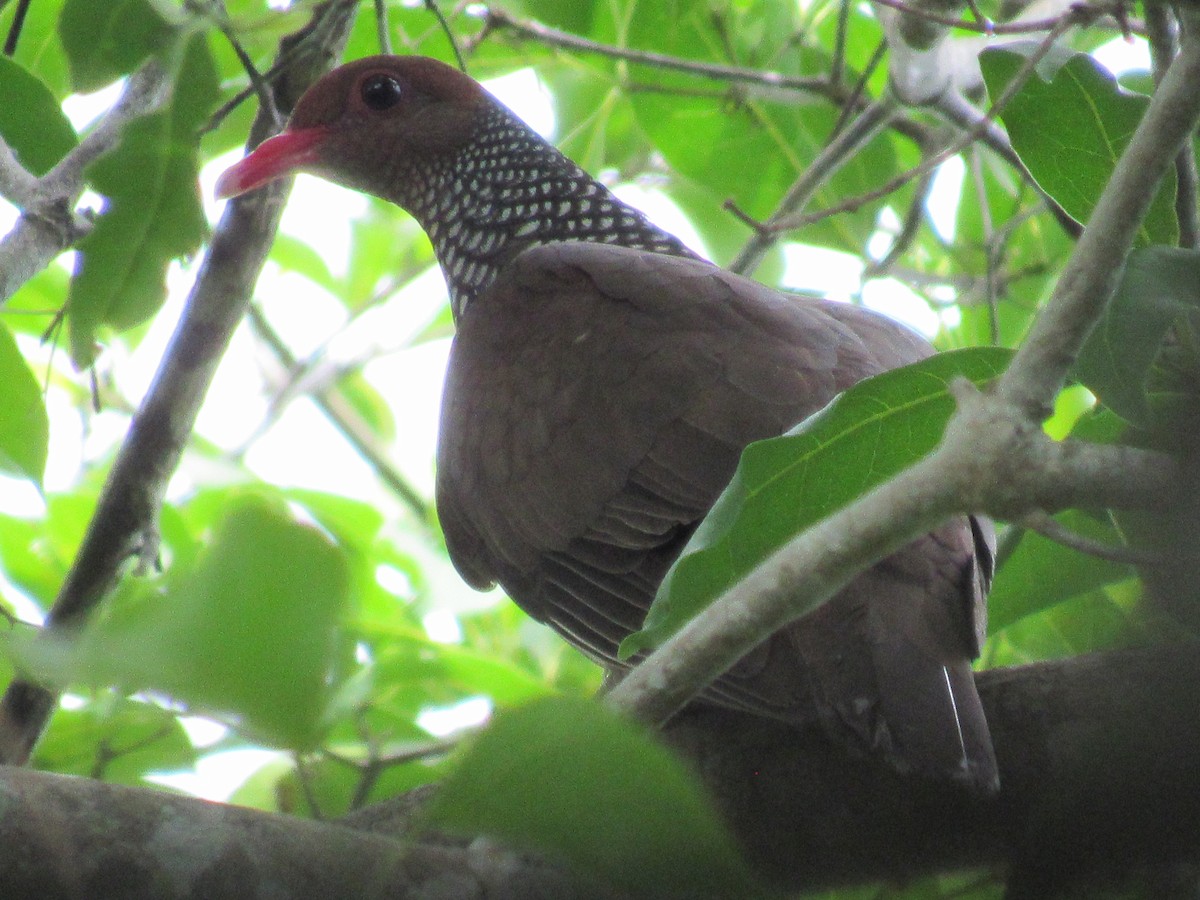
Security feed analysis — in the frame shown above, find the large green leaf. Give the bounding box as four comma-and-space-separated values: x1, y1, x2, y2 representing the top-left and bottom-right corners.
625, 347, 1013, 655
4, 495, 350, 748
67, 33, 219, 367
1074, 246, 1200, 427
979, 45, 1178, 246
0, 57, 77, 176
57, 0, 176, 92
427, 696, 765, 899
0, 323, 49, 487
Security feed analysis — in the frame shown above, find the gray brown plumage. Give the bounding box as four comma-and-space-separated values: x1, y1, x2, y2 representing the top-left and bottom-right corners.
217, 55, 998, 792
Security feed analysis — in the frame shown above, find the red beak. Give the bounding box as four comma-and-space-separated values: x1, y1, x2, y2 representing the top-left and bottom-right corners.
214, 127, 329, 199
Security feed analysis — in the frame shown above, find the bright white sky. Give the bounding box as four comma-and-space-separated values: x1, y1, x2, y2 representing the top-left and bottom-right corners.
0, 35, 1150, 800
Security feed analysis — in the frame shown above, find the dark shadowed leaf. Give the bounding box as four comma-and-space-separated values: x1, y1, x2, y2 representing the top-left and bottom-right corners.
57, 0, 176, 92
988, 510, 1135, 632
979, 45, 1177, 246
0, 323, 49, 487
0, 58, 77, 175
1074, 246, 1200, 426
625, 347, 1013, 655
427, 695, 766, 899
68, 34, 219, 366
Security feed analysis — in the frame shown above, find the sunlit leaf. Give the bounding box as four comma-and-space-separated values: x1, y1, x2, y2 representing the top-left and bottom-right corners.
67, 34, 219, 366
625, 348, 1012, 655
980, 45, 1177, 246
0, 323, 49, 487
4, 495, 350, 748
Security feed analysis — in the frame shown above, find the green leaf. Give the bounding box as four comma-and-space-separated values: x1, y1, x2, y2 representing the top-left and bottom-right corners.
1074, 246, 1200, 426
0, 57, 77, 176
2, 0, 72, 95
979, 45, 1177, 246
624, 0, 896, 255
988, 510, 1135, 632
986, 578, 1146, 665
427, 696, 764, 899
32, 698, 195, 785
4, 495, 350, 748
0, 323, 49, 487
625, 347, 1013, 656
68, 34, 219, 366
57, 0, 176, 92
510, 0, 597, 33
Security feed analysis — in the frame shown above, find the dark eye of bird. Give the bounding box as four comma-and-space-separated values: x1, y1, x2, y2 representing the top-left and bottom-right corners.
361, 74, 403, 111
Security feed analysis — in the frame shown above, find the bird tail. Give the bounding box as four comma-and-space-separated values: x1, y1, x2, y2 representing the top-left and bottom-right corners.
785, 536, 999, 794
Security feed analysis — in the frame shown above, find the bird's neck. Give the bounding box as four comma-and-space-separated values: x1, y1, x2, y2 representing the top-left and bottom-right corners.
398, 104, 700, 319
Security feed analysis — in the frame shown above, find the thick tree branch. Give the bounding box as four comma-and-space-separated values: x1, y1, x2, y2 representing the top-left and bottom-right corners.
0, 644, 1194, 897
0, 763, 619, 899
0, 0, 359, 767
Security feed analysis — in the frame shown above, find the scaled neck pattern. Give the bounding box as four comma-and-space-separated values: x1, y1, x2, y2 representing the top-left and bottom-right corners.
401, 103, 703, 320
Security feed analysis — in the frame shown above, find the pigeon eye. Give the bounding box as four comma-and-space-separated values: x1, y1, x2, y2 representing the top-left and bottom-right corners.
361, 74, 403, 111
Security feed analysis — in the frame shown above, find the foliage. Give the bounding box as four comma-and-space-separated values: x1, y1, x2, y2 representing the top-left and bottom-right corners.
0, 0, 1196, 896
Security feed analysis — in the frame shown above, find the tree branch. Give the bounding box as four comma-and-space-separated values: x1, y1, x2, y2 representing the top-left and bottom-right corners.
0, 60, 172, 305
0, 0, 360, 767
1, 644, 1195, 896
996, 21, 1200, 417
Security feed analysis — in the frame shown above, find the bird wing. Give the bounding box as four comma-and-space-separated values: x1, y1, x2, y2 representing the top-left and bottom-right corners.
437, 242, 890, 607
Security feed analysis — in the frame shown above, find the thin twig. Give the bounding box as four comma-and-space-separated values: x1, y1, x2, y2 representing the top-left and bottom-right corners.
768, 10, 1081, 235
729, 95, 900, 275
829, 39, 889, 140
374, 0, 392, 54
1018, 511, 1157, 566
200, 0, 283, 130
483, 6, 831, 98
424, 0, 466, 72
245, 305, 431, 522
2, 0, 29, 55
969, 145, 1002, 344
861, 164, 937, 279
